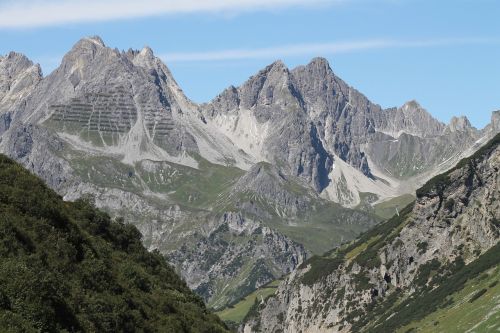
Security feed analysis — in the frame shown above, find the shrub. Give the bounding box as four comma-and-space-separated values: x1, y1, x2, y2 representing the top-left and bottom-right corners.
301, 255, 344, 286
469, 288, 487, 303
417, 241, 428, 254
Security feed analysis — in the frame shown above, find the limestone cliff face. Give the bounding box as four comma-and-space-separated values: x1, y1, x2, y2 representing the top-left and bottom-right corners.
243, 134, 500, 333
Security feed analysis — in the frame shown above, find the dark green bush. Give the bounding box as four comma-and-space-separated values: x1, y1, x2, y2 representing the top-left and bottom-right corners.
415, 258, 441, 286
301, 255, 344, 286
417, 241, 428, 254
469, 288, 487, 303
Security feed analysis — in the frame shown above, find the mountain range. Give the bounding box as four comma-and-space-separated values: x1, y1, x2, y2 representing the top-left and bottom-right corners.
0, 36, 498, 311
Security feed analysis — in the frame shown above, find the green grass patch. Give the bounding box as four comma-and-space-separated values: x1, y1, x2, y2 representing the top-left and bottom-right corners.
264, 201, 378, 255
345, 235, 381, 261
216, 279, 281, 323
373, 194, 415, 220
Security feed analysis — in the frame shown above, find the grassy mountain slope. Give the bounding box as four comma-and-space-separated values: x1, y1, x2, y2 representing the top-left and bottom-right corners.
0, 154, 228, 332
216, 279, 282, 325
398, 264, 500, 333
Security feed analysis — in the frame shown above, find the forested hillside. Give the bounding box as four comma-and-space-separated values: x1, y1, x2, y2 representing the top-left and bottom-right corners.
0, 154, 228, 332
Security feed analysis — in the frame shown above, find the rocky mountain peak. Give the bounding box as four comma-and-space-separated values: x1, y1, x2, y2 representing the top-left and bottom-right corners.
447, 115, 473, 132
85, 35, 106, 47
131, 45, 160, 69
53, 36, 180, 96
381, 100, 445, 138
0, 51, 41, 77
268, 59, 287, 71
4, 51, 28, 62
491, 110, 500, 132
6, 35, 195, 133
207, 85, 240, 113
306, 56, 332, 72
399, 100, 438, 119
291, 56, 334, 85
234, 162, 288, 191
236, 59, 297, 109
258, 60, 290, 83
139, 46, 154, 58
0, 51, 42, 106
401, 99, 421, 110
61, 36, 113, 72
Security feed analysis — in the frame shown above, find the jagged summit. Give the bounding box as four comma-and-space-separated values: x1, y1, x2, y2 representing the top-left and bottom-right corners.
84, 35, 106, 47
0, 51, 41, 74
291, 56, 335, 88
379, 100, 445, 138
61, 36, 113, 72
305, 56, 332, 72
447, 115, 473, 132
401, 99, 422, 110
0, 51, 42, 106
65, 36, 106, 58
3, 51, 29, 62
64, 37, 161, 74
491, 110, 500, 132
269, 59, 287, 70
293, 57, 332, 72
400, 100, 429, 116
251, 59, 290, 80
140, 45, 154, 57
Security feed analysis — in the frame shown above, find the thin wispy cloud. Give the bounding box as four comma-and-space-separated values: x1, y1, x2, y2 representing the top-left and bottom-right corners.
0, 0, 341, 29
160, 37, 500, 63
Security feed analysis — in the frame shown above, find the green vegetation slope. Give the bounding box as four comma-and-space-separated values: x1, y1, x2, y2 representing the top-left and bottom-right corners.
0, 155, 228, 332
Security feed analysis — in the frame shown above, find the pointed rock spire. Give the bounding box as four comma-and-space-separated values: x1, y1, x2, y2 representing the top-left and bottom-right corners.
85, 35, 105, 47
491, 110, 500, 132
447, 115, 472, 132
308, 57, 332, 70
139, 46, 154, 58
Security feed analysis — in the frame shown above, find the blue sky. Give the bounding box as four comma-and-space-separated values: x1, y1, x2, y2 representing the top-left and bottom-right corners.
0, 0, 498, 128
